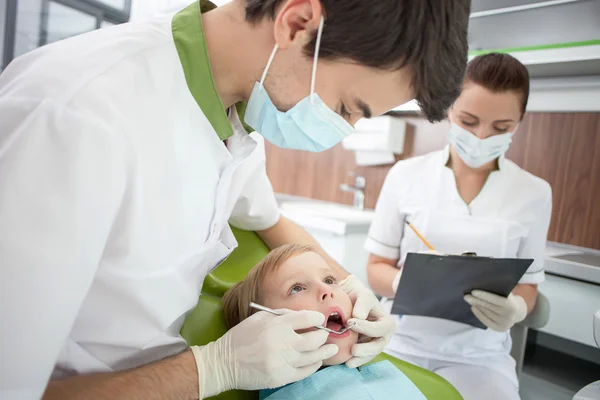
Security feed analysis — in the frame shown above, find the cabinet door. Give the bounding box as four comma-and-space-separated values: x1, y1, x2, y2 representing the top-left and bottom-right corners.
469, 0, 600, 51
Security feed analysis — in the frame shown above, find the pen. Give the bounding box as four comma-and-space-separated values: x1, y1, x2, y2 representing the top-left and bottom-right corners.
405, 220, 437, 252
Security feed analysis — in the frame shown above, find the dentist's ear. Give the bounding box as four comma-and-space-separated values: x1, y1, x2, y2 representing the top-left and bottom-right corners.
272, 0, 323, 50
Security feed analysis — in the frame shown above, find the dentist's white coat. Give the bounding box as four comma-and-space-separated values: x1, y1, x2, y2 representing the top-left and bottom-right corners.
0, 9, 279, 399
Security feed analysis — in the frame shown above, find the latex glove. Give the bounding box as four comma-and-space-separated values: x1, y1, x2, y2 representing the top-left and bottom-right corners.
340, 275, 397, 368
464, 291, 527, 332
191, 309, 339, 399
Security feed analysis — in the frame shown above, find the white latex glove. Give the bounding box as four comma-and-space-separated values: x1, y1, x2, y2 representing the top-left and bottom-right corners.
464, 290, 528, 332
339, 275, 397, 368
191, 309, 339, 399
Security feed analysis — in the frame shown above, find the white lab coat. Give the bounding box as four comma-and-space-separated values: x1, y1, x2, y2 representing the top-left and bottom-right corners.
365, 146, 552, 387
0, 9, 279, 399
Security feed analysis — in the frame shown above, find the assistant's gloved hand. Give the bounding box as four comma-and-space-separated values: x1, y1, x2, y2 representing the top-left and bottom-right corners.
340, 275, 397, 368
191, 309, 339, 399
464, 290, 527, 332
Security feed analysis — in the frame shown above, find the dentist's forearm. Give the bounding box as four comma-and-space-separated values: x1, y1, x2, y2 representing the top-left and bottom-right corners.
257, 216, 349, 279
43, 349, 199, 400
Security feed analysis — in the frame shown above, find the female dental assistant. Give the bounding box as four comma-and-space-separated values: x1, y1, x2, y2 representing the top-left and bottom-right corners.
0, 0, 471, 399
366, 53, 552, 400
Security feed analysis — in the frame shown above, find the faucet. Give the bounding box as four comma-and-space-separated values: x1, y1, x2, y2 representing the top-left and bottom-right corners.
339, 172, 366, 210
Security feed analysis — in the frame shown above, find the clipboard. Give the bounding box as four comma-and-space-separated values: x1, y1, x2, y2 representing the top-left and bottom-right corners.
391, 253, 533, 329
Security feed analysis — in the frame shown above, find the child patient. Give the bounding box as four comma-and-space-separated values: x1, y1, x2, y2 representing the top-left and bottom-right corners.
222, 244, 426, 400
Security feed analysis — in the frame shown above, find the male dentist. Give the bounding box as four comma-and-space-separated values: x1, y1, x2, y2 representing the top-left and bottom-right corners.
0, 0, 470, 398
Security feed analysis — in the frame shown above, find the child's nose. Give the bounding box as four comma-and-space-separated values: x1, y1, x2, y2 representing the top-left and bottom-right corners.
319, 284, 335, 301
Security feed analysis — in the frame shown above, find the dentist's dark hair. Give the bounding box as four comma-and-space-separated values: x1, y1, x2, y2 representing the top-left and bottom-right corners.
245, 0, 471, 122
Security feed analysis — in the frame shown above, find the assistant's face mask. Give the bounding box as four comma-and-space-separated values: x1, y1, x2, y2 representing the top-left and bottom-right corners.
244, 17, 354, 152
448, 122, 515, 168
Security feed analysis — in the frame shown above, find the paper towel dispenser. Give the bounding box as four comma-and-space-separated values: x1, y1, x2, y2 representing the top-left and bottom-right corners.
342, 116, 406, 166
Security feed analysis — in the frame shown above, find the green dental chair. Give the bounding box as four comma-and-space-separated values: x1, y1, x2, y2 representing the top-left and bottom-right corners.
181, 227, 463, 400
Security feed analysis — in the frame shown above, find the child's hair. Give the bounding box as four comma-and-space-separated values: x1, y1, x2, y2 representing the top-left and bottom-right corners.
222, 243, 315, 329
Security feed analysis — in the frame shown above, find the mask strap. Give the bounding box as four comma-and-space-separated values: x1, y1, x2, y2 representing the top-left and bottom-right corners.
259, 44, 279, 88
310, 16, 325, 101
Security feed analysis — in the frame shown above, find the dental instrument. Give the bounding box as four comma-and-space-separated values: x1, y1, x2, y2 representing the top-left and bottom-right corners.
249, 302, 356, 334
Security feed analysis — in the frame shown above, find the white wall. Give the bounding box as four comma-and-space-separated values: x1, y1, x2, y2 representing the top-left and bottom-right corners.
130, 0, 230, 21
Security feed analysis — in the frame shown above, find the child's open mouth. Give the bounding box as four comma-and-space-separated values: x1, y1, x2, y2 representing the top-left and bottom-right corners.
326, 311, 344, 330
325, 308, 351, 337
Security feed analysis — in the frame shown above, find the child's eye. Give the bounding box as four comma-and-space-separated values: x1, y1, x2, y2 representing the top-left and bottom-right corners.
324, 276, 336, 285
289, 284, 304, 295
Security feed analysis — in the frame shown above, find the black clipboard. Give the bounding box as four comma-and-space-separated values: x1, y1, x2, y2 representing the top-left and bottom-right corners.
391, 253, 533, 329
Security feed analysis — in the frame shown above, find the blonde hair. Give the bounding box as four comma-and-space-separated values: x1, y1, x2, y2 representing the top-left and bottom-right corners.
222, 244, 315, 329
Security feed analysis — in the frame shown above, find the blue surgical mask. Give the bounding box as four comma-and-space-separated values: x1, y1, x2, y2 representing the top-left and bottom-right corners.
448, 122, 515, 168
244, 17, 354, 152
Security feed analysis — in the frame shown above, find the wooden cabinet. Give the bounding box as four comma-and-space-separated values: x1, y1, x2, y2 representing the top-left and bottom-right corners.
265, 112, 600, 250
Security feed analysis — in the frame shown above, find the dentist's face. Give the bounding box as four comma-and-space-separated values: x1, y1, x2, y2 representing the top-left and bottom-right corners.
259, 1, 415, 128
263, 53, 415, 127
448, 82, 522, 139
262, 251, 359, 366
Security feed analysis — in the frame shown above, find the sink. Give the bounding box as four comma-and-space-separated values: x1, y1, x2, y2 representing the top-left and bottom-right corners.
278, 198, 375, 235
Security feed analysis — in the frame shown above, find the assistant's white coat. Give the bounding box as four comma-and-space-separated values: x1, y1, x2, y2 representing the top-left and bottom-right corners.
366, 146, 552, 386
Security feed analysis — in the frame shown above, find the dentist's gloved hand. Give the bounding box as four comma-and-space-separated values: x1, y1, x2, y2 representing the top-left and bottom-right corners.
464, 291, 528, 332
340, 275, 397, 368
191, 309, 338, 399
